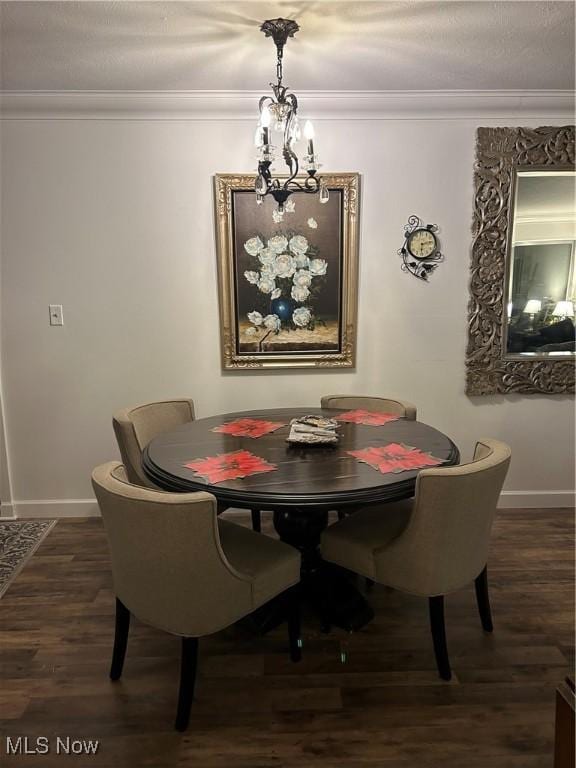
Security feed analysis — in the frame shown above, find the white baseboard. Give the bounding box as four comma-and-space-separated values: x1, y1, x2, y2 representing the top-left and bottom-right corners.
498, 490, 575, 509
0, 502, 16, 519
12, 499, 100, 519
6, 492, 574, 518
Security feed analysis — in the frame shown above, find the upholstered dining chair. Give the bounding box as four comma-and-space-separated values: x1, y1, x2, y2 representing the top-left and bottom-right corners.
321, 394, 417, 420
92, 462, 302, 731
321, 438, 511, 681
112, 398, 262, 531
113, 398, 196, 487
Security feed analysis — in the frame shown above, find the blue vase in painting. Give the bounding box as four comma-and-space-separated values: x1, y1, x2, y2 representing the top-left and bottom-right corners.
270, 297, 294, 322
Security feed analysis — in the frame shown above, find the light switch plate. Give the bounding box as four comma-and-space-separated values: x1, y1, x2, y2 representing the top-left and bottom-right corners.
49, 304, 64, 326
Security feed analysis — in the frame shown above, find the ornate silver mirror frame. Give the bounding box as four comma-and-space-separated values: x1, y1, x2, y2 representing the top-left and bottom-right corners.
466, 126, 575, 395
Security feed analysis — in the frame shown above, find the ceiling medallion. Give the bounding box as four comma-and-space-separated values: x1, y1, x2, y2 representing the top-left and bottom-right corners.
254, 18, 328, 212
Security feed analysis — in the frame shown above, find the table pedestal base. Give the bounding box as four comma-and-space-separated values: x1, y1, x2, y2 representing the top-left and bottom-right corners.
272, 507, 374, 632
247, 563, 374, 635
306, 562, 374, 632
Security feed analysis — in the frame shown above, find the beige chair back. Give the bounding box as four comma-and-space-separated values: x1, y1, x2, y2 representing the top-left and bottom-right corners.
321, 394, 417, 420
375, 439, 511, 596
112, 399, 195, 487
92, 462, 252, 637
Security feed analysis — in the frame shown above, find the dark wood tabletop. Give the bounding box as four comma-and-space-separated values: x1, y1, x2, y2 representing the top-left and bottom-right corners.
143, 408, 460, 512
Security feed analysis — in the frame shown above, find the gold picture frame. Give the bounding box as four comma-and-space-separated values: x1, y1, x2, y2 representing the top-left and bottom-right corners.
214, 173, 360, 369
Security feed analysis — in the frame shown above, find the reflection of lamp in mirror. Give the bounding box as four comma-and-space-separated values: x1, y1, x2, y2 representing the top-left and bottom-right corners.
552, 300, 575, 321
523, 299, 542, 330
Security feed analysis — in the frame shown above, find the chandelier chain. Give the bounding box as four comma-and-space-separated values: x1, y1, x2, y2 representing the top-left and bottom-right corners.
276, 48, 283, 86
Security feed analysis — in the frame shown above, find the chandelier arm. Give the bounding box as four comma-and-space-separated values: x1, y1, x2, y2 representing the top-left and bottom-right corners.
258, 95, 274, 115
285, 92, 298, 111
280, 94, 301, 187
284, 177, 320, 193
282, 143, 300, 188
303, 174, 320, 192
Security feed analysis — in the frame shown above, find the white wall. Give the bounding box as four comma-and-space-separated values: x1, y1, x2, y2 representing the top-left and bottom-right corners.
1, 106, 574, 515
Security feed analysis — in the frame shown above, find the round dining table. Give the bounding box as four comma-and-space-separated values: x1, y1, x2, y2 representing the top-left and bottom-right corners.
143, 407, 460, 631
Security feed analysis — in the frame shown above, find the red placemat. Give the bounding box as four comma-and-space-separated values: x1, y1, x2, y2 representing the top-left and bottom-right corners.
212, 417, 286, 438
348, 443, 443, 474
335, 409, 401, 426
184, 450, 277, 484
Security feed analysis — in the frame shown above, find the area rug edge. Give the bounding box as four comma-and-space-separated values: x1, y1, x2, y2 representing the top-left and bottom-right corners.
0, 520, 58, 599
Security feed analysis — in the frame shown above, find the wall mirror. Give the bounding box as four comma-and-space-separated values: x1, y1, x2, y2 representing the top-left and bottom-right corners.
466, 126, 575, 395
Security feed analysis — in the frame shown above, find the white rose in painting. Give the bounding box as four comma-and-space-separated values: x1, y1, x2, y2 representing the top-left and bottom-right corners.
258, 247, 276, 266
257, 275, 276, 294
285, 198, 296, 213
270, 287, 281, 300
268, 235, 289, 254
292, 307, 312, 327
263, 314, 281, 331
293, 252, 310, 269
244, 270, 259, 285
244, 236, 264, 256
293, 269, 312, 288
307, 218, 318, 229
309, 258, 328, 276
274, 253, 295, 279
247, 311, 263, 326
291, 284, 310, 303
289, 235, 308, 255
260, 263, 275, 279
272, 209, 284, 223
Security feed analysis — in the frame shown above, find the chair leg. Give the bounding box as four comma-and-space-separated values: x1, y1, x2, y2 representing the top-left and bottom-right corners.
286, 587, 302, 663
474, 565, 494, 632
428, 596, 452, 681
175, 637, 199, 732
110, 597, 130, 681
251, 509, 261, 532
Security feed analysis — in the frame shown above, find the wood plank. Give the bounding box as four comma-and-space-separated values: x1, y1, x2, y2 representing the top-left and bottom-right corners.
0, 509, 572, 767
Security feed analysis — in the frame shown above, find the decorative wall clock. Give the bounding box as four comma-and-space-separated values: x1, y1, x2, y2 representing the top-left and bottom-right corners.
398, 215, 443, 281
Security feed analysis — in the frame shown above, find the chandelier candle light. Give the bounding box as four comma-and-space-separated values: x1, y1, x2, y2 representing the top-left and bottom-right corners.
255, 18, 328, 211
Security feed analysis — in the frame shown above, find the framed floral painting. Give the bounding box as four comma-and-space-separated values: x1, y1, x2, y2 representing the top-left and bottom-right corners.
214, 173, 359, 369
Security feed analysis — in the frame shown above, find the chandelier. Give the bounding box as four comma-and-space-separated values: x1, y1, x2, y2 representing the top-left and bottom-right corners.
254, 18, 329, 211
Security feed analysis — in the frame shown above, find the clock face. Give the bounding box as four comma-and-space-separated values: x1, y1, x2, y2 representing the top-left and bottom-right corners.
407, 228, 437, 259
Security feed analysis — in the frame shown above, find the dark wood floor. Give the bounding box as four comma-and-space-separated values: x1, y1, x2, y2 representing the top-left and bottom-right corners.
0, 509, 573, 767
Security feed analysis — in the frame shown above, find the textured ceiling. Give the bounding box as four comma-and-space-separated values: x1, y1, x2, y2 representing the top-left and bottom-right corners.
0, 1, 574, 92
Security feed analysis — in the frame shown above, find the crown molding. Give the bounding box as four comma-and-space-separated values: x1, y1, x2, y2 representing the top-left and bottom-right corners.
1, 90, 574, 121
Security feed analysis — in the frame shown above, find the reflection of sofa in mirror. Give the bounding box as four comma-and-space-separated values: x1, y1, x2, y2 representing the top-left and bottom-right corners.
508, 317, 575, 354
